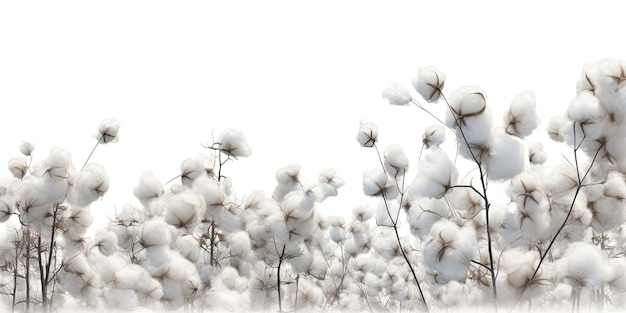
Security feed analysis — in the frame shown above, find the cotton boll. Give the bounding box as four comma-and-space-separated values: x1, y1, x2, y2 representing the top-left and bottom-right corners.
134, 171, 164, 205
485, 132, 525, 181
446, 86, 493, 146
219, 128, 252, 158
589, 174, 626, 232
164, 189, 204, 231
176, 234, 199, 263
413, 66, 446, 103
42, 147, 72, 180
0, 197, 14, 223
505, 91, 539, 138
68, 163, 109, 206
94, 229, 118, 256
422, 220, 476, 283
114, 264, 144, 289
406, 197, 448, 241
8, 156, 28, 179
352, 203, 374, 222
140, 218, 172, 247
314, 168, 345, 201
375, 198, 400, 227
383, 144, 409, 177
566, 90, 607, 140
289, 245, 313, 273
577, 59, 626, 121
328, 216, 345, 243
422, 124, 446, 149
19, 141, 34, 156
410, 148, 457, 199
609, 258, 626, 291
180, 158, 204, 187
556, 242, 612, 289
356, 120, 378, 147
605, 135, 626, 173
528, 142, 547, 165
509, 172, 548, 214
383, 82, 412, 106
547, 115, 567, 142
228, 231, 251, 259
95, 118, 121, 144
362, 167, 396, 197
308, 251, 329, 279
275, 163, 301, 184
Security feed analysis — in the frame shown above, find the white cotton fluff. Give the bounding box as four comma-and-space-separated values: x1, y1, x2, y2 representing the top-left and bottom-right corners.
547, 115, 567, 142
413, 65, 446, 103
219, 128, 252, 158
410, 148, 457, 199
509, 172, 548, 214
505, 91, 539, 138
20, 141, 34, 156
114, 264, 143, 289
375, 198, 400, 227
16, 178, 52, 224
609, 258, 626, 291
133, 171, 164, 205
94, 229, 118, 256
275, 163, 301, 184
42, 147, 72, 180
328, 216, 345, 243
95, 118, 121, 144
406, 197, 448, 241
422, 220, 476, 283
486, 132, 525, 181
382, 82, 412, 106
577, 59, 626, 121
528, 142, 547, 165
308, 251, 329, 279
228, 231, 251, 259
383, 144, 409, 177
176, 234, 200, 263
589, 174, 626, 232
289, 245, 314, 273
555, 242, 613, 289
605, 135, 626, 173
362, 167, 395, 197
140, 218, 171, 247
422, 124, 446, 149
352, 203, 374, 222
313, 168, 345, 201
0, 197, 14, 223
104, 287, 139, 311
446, 86, 493, 146
356, 120, 378, 147
8, 156, 28, 179
164, 189, 204, 231
180, 158, 204, 187
68, 163, 109, 206
566, 90, 607, 140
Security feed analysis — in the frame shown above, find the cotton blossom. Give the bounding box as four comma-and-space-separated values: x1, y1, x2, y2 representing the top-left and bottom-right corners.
356, 120, 378, 147
382, 82, 412, 105
94, 229, 118, 256
413, 65, 446, 103
504, 91, 539, 138
410, 148, 457, 199
547, 115, 567, 142
422, 124, 446, 149
313, 168, 345, 200
218, 128, 252, 158
95, 118, 121, 144
577, 58, 626, 122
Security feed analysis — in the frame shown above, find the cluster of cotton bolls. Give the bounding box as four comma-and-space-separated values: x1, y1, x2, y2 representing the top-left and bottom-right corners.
375, 59, 626, 311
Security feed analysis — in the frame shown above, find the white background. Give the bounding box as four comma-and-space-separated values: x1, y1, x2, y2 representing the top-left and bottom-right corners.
1, 1, 624, 226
